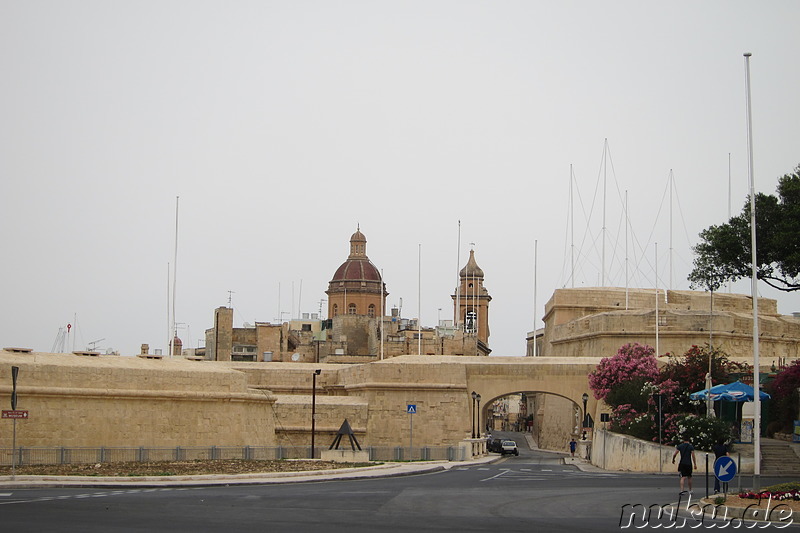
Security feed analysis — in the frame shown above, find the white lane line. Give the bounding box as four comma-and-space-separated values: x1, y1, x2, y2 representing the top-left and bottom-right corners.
480, 470, 509, 482
0, 493, 12, 497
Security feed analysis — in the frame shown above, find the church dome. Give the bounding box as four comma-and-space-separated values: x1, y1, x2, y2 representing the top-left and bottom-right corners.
331, 257, 382, 282
459, 249, 484, 278
329, 227, 383, 283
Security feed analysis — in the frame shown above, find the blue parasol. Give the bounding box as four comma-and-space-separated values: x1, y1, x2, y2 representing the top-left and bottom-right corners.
689, 380, 771, 402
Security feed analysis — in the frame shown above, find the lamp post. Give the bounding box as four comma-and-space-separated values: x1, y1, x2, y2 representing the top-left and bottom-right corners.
476, 394, 482, 436
582, 392, 589, 440
310, 369, 321, 459
471, 391, 477, 438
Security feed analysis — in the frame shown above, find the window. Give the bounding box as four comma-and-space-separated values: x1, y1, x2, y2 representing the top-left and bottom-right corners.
332, 304, 338, 316
368, 304, 376, 318
465, 310, 477, 333
348, 303, 357, 315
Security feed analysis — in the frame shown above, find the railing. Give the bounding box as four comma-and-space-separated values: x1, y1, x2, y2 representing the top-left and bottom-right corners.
0, 445, 467, 467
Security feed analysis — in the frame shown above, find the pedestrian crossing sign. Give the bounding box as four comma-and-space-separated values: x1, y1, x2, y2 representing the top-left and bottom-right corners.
407, 404, 417, 414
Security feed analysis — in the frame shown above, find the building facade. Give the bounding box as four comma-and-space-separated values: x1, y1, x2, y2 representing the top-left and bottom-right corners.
204, 229, 492, 362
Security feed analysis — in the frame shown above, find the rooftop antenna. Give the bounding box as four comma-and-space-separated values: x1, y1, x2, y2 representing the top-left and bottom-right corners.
227, 290, 235, 308
87, 338, 105, 352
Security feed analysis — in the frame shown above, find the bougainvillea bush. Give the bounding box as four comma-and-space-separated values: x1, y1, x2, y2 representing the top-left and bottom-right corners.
659, 345, 752, 412
767, 360, 800, 432
588, 343, 660, 401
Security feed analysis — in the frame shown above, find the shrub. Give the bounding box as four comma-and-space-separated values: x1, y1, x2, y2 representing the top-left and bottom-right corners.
589, 343, 659, 401
767, 360, 800, 432
671, 414, 735, 452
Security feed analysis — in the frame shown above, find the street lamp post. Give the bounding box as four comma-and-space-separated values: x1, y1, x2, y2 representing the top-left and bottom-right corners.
476, 394, 482, 436
582, 392, 589, 440
310, 369, 321, 459
471, 391, 477, 438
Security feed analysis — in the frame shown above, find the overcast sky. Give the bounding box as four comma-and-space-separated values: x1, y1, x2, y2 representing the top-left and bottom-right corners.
1, 1, 798, 357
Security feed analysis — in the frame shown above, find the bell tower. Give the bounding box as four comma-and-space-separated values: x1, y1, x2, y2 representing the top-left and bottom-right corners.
452, 248, 491, 346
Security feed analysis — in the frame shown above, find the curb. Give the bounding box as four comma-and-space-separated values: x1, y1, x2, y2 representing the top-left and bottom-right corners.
0, 459, 493, 489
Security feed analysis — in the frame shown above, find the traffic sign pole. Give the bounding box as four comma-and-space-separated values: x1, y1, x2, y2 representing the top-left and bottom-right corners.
407, 404, 417, 457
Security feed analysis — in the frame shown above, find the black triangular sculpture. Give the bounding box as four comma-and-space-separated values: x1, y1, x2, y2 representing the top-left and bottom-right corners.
328, 418, 362, 451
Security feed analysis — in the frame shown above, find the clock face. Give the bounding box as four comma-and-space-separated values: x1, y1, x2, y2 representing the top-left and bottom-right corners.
292, 353, 300, 361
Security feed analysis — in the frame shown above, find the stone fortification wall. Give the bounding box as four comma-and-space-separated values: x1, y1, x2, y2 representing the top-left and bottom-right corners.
0, 351, 275, 448
338, 357, 472, 446
211, 359, 472, 447
271, 395, 368, 448
540, 288, 799, 360
531, 393, 580, 452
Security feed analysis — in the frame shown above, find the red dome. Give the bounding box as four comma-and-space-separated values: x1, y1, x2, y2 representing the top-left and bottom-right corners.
332, 258, 381, 282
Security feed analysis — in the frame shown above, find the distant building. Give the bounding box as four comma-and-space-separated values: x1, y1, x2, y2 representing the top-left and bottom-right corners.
528, 287, 800, 363
204, 228, 492, 362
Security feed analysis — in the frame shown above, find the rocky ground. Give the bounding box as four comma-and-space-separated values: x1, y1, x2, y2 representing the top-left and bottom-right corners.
0, 459, 373, 477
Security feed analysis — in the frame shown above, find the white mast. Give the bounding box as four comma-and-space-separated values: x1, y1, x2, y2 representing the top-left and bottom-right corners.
570, 164, 575, 288
418, 243, 422, 356
380, 269, 384, 361
602, 139, 608, 286
744, 52, 761, 489
625, 190, 629, 310
533, 239, 538, 356
655, 243, 659, 357
170, 196, 179, 357
456, 221, 461, 327
728, 153, 733, 293
669, 170, 674, 290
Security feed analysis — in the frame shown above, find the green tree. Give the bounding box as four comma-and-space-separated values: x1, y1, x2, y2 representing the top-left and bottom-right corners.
690, 164, 800, 292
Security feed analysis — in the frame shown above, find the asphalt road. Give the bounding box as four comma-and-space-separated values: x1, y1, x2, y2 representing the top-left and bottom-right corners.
1, 432, 796, 532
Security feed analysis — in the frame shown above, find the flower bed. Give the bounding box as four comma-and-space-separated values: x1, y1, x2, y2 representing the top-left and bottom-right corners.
739, 490, 800, 502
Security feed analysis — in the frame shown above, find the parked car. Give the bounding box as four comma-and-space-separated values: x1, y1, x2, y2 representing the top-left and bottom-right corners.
501, 440, 519, 456
488, 438, 504, 453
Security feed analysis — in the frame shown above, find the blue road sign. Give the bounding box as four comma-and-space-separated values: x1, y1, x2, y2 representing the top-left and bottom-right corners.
714, 456, 737, 482
407, 404, 417, 414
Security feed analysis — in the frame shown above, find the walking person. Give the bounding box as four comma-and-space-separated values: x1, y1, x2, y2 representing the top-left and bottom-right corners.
712, 438, 730, 494
569, 438, 577, 457
672, 435, 697, 494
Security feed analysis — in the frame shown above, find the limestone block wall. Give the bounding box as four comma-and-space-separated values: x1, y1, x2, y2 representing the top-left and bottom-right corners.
531, 393, 580, 452
338, 358, 472, 446
271, 395, 368, 449
0, 352, 275, 448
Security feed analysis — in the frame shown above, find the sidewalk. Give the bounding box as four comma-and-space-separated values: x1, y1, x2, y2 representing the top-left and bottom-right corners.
0, 455, 501, 489
523, 433, 608, 473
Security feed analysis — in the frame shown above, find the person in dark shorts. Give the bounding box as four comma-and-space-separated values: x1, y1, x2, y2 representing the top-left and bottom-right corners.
672, 435, 697, 493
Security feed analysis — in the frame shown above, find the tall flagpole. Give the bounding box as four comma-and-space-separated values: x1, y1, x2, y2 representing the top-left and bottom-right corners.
170, 196, 179, 357
456, 221, 461, 327
533, 239, 538, 356
744, 52, 761, 490
655, 243, 659, 357
418, 243, 422, 356
570, 165, 575, 288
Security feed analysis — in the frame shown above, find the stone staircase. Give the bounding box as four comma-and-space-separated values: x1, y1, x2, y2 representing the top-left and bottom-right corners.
760, 438, 800, 477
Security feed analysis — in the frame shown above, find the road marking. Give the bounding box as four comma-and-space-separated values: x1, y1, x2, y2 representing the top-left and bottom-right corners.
0, 493, 12, 497
480, 470, 509, 482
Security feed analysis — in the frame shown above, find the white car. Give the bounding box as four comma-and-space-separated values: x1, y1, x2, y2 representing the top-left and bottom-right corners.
501, 440, 519, 456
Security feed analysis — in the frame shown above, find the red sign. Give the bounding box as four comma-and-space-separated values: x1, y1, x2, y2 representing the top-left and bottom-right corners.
1, 410, 29, 419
